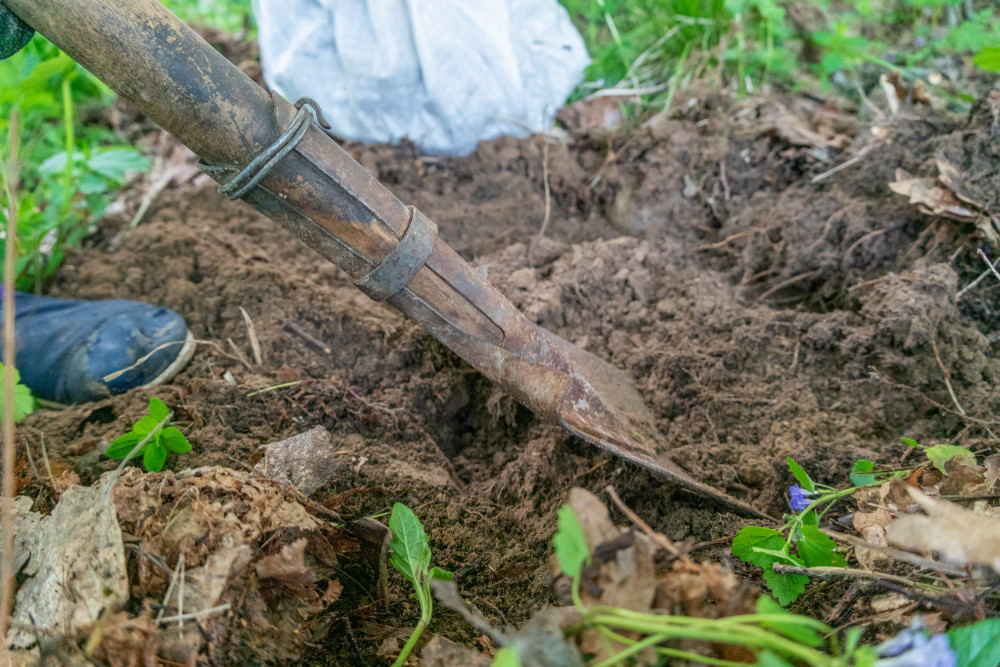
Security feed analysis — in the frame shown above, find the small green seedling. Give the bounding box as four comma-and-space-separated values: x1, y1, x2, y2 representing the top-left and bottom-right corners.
388, 502, 452, 667
0, 362, 35, 424
104, 397, 190, 472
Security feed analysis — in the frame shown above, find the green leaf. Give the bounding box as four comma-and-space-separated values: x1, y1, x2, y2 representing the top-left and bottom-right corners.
159, 427, 191, 454
552, 504, 589, 579
786, 458, 814, 493
755, 596, 823, 646
973, 46, 1000, 72
947, 618, 1000, 667
104, 432, 144, 459
492, 647, 522, 667
731, 526, 785, 569
850, 459, 875, 486
901, 437, 921, 448
924, 444, 975, 475
389, 502, 431, 586
0, 363, 36, 424
148, 397, 170, 421
428, 567, 452, 582
133, 415, 161, 435
755, 649, 795, 667
142, 442, 167, 472
797, 525, 846, 568
763, 568, 808, 606
86, 148, 149, 182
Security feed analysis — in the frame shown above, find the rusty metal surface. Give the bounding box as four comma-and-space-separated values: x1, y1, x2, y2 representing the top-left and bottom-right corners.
7, 0, 766, 518
356, 207, 437, 302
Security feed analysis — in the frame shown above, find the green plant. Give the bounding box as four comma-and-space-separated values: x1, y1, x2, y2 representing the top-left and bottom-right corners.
0, 362, 35, 424
558, 0, 1000, 112
105, 397, 191, 472
550, 503, 875, 666
162, 0, 255, 34
732, 440, 979, 605
0, 36, 149, 291
388, 502, 453, 667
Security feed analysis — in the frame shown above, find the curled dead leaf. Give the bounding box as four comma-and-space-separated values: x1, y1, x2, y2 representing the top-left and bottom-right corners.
886, 489, 1000, 573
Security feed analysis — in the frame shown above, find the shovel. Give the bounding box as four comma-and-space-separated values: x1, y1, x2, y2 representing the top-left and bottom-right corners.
4, 0, 765, 518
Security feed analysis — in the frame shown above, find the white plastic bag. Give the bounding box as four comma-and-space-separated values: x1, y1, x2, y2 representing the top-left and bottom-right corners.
251, 0, 589, 156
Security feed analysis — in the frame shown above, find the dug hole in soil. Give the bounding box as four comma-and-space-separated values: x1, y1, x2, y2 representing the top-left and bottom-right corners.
20, 83, 1000, 664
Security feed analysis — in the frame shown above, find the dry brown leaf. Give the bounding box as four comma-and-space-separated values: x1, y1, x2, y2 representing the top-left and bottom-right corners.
852, 508, 894, 571
159, 546, 253, 664
936, 157, 982, 208
111, 466, 319, 573
89, 611, 159, 667
888, 169, 977, 221
320, 579, 344, 606
8, 484, 128, 649
983, 455, 1000, 490
886, 489, 1000, 573
763, 105, 846, 149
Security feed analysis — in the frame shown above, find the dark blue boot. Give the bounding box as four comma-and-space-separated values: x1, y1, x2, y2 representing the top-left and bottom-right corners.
0, 290, 194, 404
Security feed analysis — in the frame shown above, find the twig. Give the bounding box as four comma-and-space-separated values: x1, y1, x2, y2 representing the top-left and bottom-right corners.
978, 248, 1000, 283
930, 331, 997, 441
226, 338, 253, 370
929, 337, 965, 417
156, 604, 230, 625
955, 267, 993, 300
38, 433, 55, 492
156, 553, 184, 623
810, 156, 863, 184
604, 486, 681, 557
283, 320, 331, 355
528, 139, 552, 267
697, 229, 753, 251
1, 109, 20, 650
177, 555, 185, 629
239, 307, 263, 366
822, 530, 967, 576
757, 270, 820, 302
771, 564, 935, 591
719, 159, 730, 201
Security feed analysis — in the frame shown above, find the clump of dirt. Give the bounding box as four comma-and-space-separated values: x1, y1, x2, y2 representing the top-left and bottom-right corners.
19, 88, 1000, 663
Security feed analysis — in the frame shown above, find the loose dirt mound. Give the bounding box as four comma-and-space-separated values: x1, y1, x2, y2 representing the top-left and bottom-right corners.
21, 91, 1000, 663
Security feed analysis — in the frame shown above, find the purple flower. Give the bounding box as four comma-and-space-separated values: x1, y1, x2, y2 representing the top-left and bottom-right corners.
875, 623, 956, 667
914, 36, 926, 48
789, 484, 812, 512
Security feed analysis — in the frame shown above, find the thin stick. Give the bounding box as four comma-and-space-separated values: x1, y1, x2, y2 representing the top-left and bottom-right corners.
719, 159, 730, 201
177, 554, 185, 629
283, 320, 331, 355
955, 267, 993, 300
771, 564, 937, 591
156, 603, 230, 625
605, 486, 681, 557
528, 139, 551, 267
978, 248, 1000, 283
240, 307, 263, 366
810, 156, 862, 184
156, 555, 182, 622
1, 110, 20, 651
822, 530, 967, 576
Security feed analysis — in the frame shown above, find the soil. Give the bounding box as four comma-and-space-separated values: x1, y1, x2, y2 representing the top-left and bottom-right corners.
19, 85, 1000, 664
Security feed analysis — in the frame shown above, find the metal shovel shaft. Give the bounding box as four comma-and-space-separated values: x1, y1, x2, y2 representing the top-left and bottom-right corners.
6, 0, 765, 517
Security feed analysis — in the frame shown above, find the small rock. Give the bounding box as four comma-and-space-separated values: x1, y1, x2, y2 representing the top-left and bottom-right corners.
254, 426, 345, 496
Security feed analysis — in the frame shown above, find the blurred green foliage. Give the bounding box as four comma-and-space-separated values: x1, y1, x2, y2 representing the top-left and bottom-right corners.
559, 0, 1000, 108
1, 36, 148, 291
